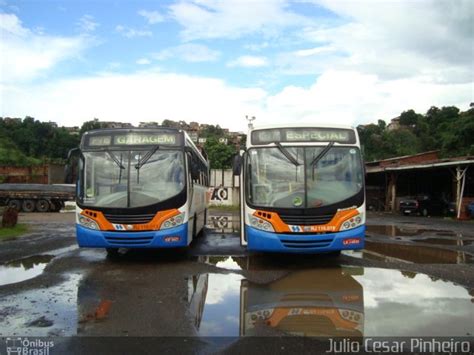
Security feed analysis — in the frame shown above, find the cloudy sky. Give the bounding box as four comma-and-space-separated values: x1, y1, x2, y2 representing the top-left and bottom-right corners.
0, 0, 472, 132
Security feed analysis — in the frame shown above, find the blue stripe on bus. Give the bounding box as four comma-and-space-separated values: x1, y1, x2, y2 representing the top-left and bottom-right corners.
76, 223, 188, 248
246, 225, 365, 253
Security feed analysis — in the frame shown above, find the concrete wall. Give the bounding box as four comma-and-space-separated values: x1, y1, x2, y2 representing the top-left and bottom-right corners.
208, 169, 240, 207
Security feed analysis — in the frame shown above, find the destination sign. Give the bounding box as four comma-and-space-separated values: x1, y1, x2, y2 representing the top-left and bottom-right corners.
251, 128, 356, 145
88, 136, 112, 146
84, 132, 180, 148
114, 133, 177, 145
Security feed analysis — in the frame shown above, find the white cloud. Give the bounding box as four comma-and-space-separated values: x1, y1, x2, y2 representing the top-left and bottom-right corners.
153, 44, 220, 62
261, 70, 472, 126
0, 13, 90, 84
2, 68, 470, 133
227, 55, 268, 68
293, 0, 474, 84
0, 12, 29, 36
77, 14, 99, 33
138, 9, 165, 24
169, 0, 309, 40
136, 58, 151, 65
115, 25, 152, 38
0, 69, 266, 132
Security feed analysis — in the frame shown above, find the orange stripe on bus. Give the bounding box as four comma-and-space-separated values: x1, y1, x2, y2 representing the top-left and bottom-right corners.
266, 307, 359, 330
253, 208, 359, 233
81, 209, 180, 231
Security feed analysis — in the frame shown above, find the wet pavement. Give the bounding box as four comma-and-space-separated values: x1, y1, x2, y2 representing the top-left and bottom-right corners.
0, 211, 473, 351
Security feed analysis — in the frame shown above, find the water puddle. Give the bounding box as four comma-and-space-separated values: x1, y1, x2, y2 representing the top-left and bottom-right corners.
366, 225, 468, 237
188, 267, 474, 337
0, 255, 54, 286
197, 256, 243, 270
365, 241, 473, 264
206, 215, 240, 233
411, 238, 474, 246
0, 273, 82, 336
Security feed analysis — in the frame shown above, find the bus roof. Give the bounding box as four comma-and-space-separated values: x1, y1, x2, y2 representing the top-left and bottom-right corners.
250, 123, 356, 131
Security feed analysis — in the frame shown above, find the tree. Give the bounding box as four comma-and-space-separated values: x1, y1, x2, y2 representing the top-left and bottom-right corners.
399, 109, 421, 127
79, 119, 101, 135
204, 137, 236, 169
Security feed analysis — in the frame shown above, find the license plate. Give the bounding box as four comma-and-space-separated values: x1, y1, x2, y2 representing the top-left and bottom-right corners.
404, 210, 411, 213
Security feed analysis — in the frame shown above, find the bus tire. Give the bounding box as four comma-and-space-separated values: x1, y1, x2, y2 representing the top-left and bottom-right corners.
22, 199, 36, 212
8, 199, 21, 211
106, 248, 120, 258
36, 199, 50, 212
192, 214, 197, 238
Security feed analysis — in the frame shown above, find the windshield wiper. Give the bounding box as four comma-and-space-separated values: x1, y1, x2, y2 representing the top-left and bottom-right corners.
275, 142, 300, 167
106, 150, 125, 170
135, 145, 159, 184
135, 145, 159, 170
310, 142, 335, 167
310, 141, 335, 181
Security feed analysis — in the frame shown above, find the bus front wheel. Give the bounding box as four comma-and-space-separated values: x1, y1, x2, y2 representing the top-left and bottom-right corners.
106, 248, 120, 258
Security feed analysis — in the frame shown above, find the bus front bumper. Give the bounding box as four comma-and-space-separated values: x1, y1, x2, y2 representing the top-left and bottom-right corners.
76, 223, 189, 248
246, 225, 365, 253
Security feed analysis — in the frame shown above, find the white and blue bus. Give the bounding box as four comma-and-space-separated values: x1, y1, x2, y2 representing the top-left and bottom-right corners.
74, 128, 209, 255
234, 124, 365, 254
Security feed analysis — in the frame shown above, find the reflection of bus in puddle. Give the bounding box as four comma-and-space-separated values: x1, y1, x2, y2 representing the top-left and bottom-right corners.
240, 268, 364, 337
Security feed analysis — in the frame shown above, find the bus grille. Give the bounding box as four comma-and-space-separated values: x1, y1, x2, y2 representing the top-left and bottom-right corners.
280, 238, 333, 248
278, 315, 335, 333
104, 213, 156, 224
279, 214, 334, 226
105, 234, 154, 246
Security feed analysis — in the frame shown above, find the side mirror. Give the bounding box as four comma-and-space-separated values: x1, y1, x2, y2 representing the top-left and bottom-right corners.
67, 147, 80, 160
233, 154, 242, 176
65, 148, 80, 184
191, 162, 200, 180
186, 151, 200, 181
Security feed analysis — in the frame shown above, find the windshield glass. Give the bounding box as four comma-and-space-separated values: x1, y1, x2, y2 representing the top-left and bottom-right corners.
81, 149, 184, 208
247, 147, 363, 208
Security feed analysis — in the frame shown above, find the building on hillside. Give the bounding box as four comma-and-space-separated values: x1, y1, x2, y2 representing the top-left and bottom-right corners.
139, 122, 160, 128
387, 117, 400, 131
65, 126, 80, 135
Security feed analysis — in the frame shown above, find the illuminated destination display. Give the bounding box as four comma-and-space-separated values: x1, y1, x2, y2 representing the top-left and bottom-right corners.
251, 128, 356, 145
88, 136, 112, 146
114, 133, 177, 145
84, 131, 181, 148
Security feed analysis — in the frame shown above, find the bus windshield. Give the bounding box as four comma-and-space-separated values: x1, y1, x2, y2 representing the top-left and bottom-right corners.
247, 146, 363, 209
81, 149, 185, 208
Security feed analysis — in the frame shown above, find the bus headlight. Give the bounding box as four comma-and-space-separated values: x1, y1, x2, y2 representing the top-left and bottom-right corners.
338, 309, 363, 324
161, 212, 185, 230
339, 213, 363, 231
247, 308, 274, 325
249, 214, 275, 232
78, 215, 99, 230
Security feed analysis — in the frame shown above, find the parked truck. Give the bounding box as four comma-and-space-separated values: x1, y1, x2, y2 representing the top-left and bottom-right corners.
0, 183, 75, 212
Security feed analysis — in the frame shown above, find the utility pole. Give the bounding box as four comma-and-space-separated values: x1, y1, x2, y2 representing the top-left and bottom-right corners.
245, 115, 256, 130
